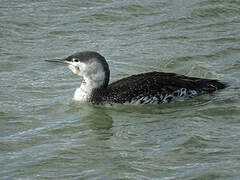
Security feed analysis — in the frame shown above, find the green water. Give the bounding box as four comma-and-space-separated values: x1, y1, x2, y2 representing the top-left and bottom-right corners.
0, 0, 240, 179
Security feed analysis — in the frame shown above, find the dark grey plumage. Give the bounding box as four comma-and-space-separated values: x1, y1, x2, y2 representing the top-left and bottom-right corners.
94, 71, 226, 104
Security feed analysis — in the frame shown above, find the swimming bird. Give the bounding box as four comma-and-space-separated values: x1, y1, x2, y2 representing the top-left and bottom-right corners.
46, 51, 227, 105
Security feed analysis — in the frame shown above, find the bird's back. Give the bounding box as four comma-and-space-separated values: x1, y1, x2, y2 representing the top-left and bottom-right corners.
104, 72, 226, 104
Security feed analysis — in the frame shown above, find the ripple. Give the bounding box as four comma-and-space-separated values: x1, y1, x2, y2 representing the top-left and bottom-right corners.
0, 0, 240, 179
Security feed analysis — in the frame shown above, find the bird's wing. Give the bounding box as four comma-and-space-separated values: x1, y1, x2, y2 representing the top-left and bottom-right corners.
105, 72, 225, 104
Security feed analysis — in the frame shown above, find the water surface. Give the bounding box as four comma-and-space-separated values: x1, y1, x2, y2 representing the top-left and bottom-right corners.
0, 0, 240, 179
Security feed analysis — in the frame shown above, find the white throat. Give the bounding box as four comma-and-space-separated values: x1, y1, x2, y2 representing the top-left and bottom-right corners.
71, 61, 106, 101
73, 79, 91, 101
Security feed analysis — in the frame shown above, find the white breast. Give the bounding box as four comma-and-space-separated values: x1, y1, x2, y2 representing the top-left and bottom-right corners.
73, 87, 90, 101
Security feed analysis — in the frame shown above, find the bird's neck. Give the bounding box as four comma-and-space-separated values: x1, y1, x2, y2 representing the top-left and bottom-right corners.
73, 76, 107, 102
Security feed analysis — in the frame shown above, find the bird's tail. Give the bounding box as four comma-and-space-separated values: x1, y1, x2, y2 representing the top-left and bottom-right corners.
202, 80, 227, 93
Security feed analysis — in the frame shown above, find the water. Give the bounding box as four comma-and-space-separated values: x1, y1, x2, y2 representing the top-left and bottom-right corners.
0, 0, 240, 179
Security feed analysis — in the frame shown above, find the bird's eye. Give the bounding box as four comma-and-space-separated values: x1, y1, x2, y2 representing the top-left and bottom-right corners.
72, 58, 79, 62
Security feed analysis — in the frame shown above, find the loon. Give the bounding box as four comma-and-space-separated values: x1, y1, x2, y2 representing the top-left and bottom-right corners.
46, 51, 227, 105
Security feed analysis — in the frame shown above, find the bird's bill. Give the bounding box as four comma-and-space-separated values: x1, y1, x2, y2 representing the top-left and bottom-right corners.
45, 59, 68, 64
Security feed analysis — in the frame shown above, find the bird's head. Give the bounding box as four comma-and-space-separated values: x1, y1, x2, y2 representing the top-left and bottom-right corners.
46, 51, 110, 88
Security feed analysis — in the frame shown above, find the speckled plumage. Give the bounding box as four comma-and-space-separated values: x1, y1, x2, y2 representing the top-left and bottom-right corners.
92, 71, 226, 104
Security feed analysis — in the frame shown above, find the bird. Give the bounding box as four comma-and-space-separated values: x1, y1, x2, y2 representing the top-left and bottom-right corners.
45, 51, 227, 105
